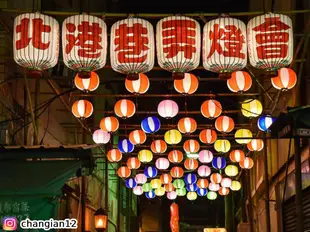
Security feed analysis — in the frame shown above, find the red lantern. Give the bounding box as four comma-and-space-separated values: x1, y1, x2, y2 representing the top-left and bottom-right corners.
271, 68, 297, 91
151, 140, 167, 154
247, 139, 264, 152
229, 150, 245, 162
215, 116, 235, 133
219, 187, 230, 196
74, 71, 100, 92
227, 71, 252, 93
170, 167, 184, 178
199, 129, 217, 144
183, 139, 200, 153
129, 130, 147, 145
201, 100, 222, 119
107, 149, 122, 163
197, 179, 209, 189
165, 183, 175, 192
114, 99, 136, 118
125, 73, 150, 94
168, 150, 183, 163
174, 73, 199, 94
127, 157, 141, 170
72, 100, 93, 119
177, 117, 197, 134
210, 173, 222, 184
117, 166, 131, 178
160, 174, 173, 184
184, 158, 199, 170
239, 157, 254, 169
100, 116, 119, 133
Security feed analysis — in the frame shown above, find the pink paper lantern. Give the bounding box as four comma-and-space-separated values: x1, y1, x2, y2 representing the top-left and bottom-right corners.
198, 150, 213, 163
157, 100, 179, 119
135, 173, 148, 184
197, 165, 211, 177
221, 178, 232, 188
92, 129, 111, 144
167, 191, 177, 200
209, 183, 220, 191
155, 158, 170, 170
133, 186, 144, 195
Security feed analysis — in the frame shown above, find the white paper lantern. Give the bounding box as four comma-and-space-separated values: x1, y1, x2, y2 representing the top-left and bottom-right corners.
92, 129, 111, 144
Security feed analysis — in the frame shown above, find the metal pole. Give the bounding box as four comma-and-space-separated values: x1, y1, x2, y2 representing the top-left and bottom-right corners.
246, 170, 254, 232
105, 156, 109, 232
34, 78, 40, 145
263, 135, 271, 232
23, 86, 28, 145
81, 176, 86, 232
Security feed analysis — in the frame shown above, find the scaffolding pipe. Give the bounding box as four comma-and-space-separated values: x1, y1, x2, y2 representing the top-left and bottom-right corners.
263, 134, 271, 232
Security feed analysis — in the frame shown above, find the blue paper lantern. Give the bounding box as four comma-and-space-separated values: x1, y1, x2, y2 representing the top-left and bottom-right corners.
197, 188, 208, 196
141, 116, 161, 134
118, 139, 134, 153
144, 166, 158, 178
186, 184, 198, 192
257, 115, 275, 132
212, 157, 226, 169
145, 190, 156, 199
125, 178, 137, 189
184, 173, 197, 184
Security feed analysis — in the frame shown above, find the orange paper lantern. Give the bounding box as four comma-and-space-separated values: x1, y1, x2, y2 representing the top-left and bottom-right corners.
125, 73, 150, 94
168, 150, 183, 163
174, 73, 199, 94
117, 166, 131, 178
271, 68, 297, 91
151, 140, 167, 154
160, 174, 173, 184
199, 129, 217, 144
197, 179, 209, 189
170, 167, 184, 178
247, 139, 264, 151
127, 157, 141, 169
100, 116, 119, 133
183, 139, 200, 153
129, 130, 147, 145
229, 150, 245, 162
210, 173, 222, 184
215, 116, 235, 133
114, 99, 136, 118
227, 71, 252, 93
184, 158, 199, 170
177, 117, 197, 134
107, 149, 122, 162
239, 157, 254, 169
72, 100, 93, 118
74, 71, 100, 92
201, 99, 222, 119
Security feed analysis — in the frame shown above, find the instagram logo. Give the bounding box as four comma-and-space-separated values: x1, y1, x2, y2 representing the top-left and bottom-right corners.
2, 217, 17, 231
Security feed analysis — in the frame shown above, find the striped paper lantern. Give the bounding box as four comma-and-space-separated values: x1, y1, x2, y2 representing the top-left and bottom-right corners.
141, 116, 161, 133
74, 72, 100, 92
118, 139, 135, 153
125, 178, 137, 188
227, 71, 252, 93
157, 99, 179, 119
92, 129, 111, 144
150, 179, 162, 189
144, 166, 158, 178
234, 129, 253, 144
210, 173, 222, 184
72, 100, 93, 119
125, 73, 150, 94
186, 184, 198, 192
165, 183, 175, 192
117, 166, 131, 178
170, 167, 184, 178
107, 149, 122, 163
138, 149, 153, 163
168, 150, 183, 163
271, 68, 297, 91
219, 187, 230, 196
212, 157, 227, 169
198, 150, 213, 163
184, 173, 198, 185
183, 139, 200, 153
201, 99, 222, 119
197, 188, 208, 196
197, 179, 209, 189
177, 117, 197, 134
151, 140, 167, 154
215, 116, 235, 133
214, 139, 231, 153
199, 129, 217, 144
100, 116, 119, 133
114, 99, 136, 118
257, 115, 275, 132
174, 73, 199, 94
155, 158, 170, 170
173, 179, 186, 189
135, 173, 148, 184
164, 129, 182, 145
197, 165, 211, 177
229, 150, 245, 162
129, 129, 147, 145
184, 158, 199, 170
176, 188, 187, 196
145, 190, 156, 199
239, 157, 254, 169
247, 139, 264, 151
160, 174, 173, 184
127, 157, 141, 170
241, 99, 263, 118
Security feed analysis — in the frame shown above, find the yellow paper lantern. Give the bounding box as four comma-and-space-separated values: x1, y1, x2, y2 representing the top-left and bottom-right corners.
234, 129, 253, 144
164, 129, 182, 145
138, 149, 153, 163
150, 179, 162, 189
155, 187, 166, 196
187, 191, 197, 201
214, 140, 231, 153
225, 165, 239, 177
241, 99, 263, 118
230, 180, 242, 191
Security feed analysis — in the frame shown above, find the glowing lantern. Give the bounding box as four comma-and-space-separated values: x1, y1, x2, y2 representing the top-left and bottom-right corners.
160, 174, 172, 184
129, 130, 147, 145
155, 158, 170, 170
72, 100, 93, 119
141, 116, 161, 134
187, 191, 198, 201
235, 129, 253, 144
174, 73, 199, 94
118, 139, 134, 153
201, 100, 222, 119
209, 183, 220, 192
230, 180, 242, 191
100, 116, 119, 133
135, 174, 147, 184
184, 173, 198, 185
74, 72, 100, 92
107, 149, 122, 163
184, 158, 199, 170
215, 116, 235, 133
247, 13, 293, 73
186, 184, 198, 192
210, 173, 222, 184
165, 183, 175, 192
240, 157, 254, 169
225, 165, 239, 177
167, 191, 177, 200
151, 140, 167, 154
198, 150, 213, 163
176, 188, 187, 196
127, 157, 141, 169
212, 157, 227, 169
183, 139, 200, 153
227, 71, 252, 93
229, 150, 245, 163
114, 99, 136, 118
133, 186, 144, 195
164, 130, 182, 145
214, 139, 231, 153
151, 179, 162, 189
125, 73, 150, 94
110, 18, 154, 80
156, 16, 201, 79
271, 68, 297, 91
197, 165, 211, 177
197, 179, 209, 189
62, 15, 107, 78
157, 100, 179, 119
197, 188, 208, 196
92, 129, 111, 144
257, 115, 275, 132
125, 178, 137, 189
247, 139, 264, 151
143, 183, 152, 192
221, 178, 232, 188
144, 166, 158, 178
117, 166, 131, 178
138, 150, 153, 163
207, 191, 217, 200
203, 16, 247, 79
219, 187, 230, 196
13, 13, 59, 76
241, 99, 263, 118
173, 179, 186, 189
145, 190, 156, 199
168, 150, 183, 163
171, 167, 184, 178
199, 129, 217, 144
177, 117, 197, 134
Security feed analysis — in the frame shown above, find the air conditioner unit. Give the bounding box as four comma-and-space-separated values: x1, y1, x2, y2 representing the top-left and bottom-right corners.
237, 223, 251, 232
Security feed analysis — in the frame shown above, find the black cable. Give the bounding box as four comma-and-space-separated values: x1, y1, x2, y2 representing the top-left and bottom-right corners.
282, 138, 292, 204
39, 104, 51, 145
271, 0, 276, 12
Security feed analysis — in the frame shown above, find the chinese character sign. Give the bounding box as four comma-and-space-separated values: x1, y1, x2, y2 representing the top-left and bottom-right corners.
203, 17, 247, 75
156, 16, 201, 78
62, 15, 107, 73
110, 18, 154, 79
13, 13, 59, 71
247, 13, 293, 70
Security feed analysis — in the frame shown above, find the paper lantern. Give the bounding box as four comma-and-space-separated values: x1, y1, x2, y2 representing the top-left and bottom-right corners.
13, 13, 59, 75
133, 186, 144, 195
129, 130, 147, 145
186, 184, 198, 192
247, 13, 293, 73
197, 179, 209, 189
114, 99, 136, 118
155, 158, 170, 170
183, 139, 200, 153
177, 117, 197, 134
118, 139, 134, 153
72, 100, 93, 118
176, 188, 187, 196
164, 130, 182, 145
156, 16, 201, 79
170, 167, 184, 178
240, 157, 254, 169
210, 173, 222, 184
241, 99, 263, 118
219, 187, 230, 196
74, 72, 100, 92
230, 180, 242, 191
125, 178, 137, 188
247, 139, 264, 151
201, 100, 222, 119
174, 73, 199, 94
225, 165, 239, 177
160, 174, 173, 184
143, 183, 153, 192
271, 68, 297, 91
203, 16, 247, 79
187, 192, 197, 201
107, 149, 122, 163
62, 15, 107, 77
127, 157, 141, 169
257, 115, 275, 132
168, 150, 183, 163
135, 173, 147, 184
207, 191, 217, 200
125, 73, 150, 94
151, 179, 162, 189
145, 190, 156, 199
199, 129, 217, 144
227, 71, 252, 93
198, 150, 213, 163
141, 116, 161, 134
215, 116, 235, 133
92, 129, 111, 144
229, 150, 245, 163
151, 140, 167, 154
214, 139, 231, 153
212, 157, 227, 169
100, 116, 119, 133
221, 178, 232, 188
165, 183, 175, 192
144, 166, 158, 178
197, 165, 211, 177
117, 166, 131, 178
184, 158, 199, 170
184, 173, 198, 185
157, 100, 179, 119
209, 183, 220, 191
197, 188, 208, 196
235, 129, 253, 144
138, 150, 153, 163
167, 191, 177, 200
173, 179, 185, 189
110, 18, 154, 80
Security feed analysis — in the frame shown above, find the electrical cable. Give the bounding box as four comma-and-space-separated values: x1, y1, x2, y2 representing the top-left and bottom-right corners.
39, 104, 51, 145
